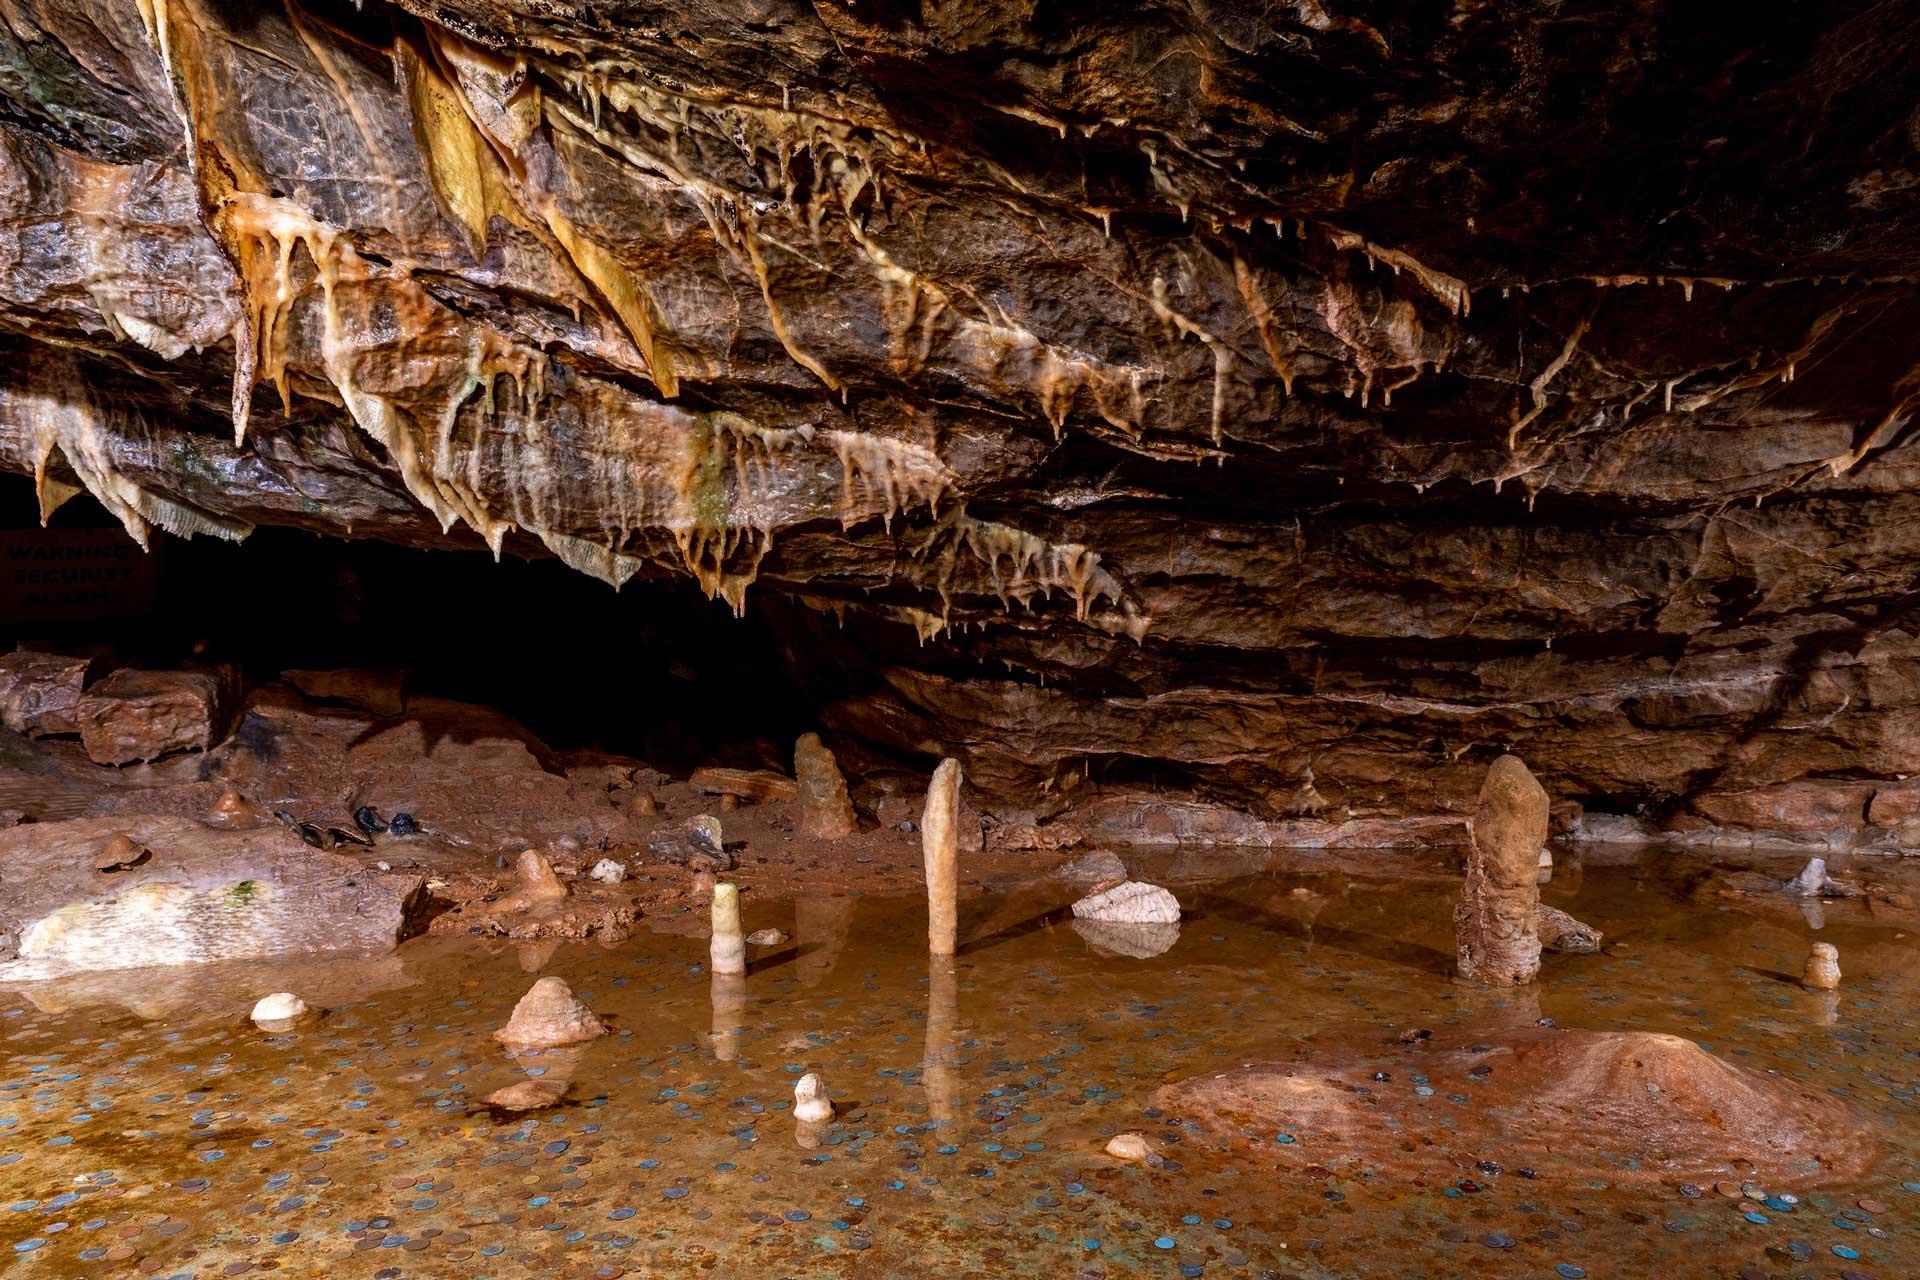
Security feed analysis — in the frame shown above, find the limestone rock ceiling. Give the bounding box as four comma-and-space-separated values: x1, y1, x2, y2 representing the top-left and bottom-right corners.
3, 0, 1920, 838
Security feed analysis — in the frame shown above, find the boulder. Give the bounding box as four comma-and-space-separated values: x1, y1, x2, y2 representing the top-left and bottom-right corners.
0, 651, 91, 736
0, 816, 426, 974
76, 666, 240, 765
1070, 881, 1180, 925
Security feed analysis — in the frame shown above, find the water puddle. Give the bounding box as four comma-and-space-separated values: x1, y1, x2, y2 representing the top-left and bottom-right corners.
0, 846, 1915, 1277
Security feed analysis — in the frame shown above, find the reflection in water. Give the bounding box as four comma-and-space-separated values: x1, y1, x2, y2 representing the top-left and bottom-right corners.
924, 957, 959, 1127
1070, 917, 1180, 957
710, 970, 745, 1062
0, 848, 1915, 1278
794, 896, 855, 986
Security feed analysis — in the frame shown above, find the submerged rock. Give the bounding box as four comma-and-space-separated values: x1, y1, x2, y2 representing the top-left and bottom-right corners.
1153, 1026, 1877, 1185
1536, 904, 1603, 954
485, 1078, 567, 1111
1454, 756, 1549, 985
794, 733, 858, 838
1782, 857, 1863, 898
1070, 881, 1180, 925
495, 976, 606, 1048
1104, 1133, 1153, 1161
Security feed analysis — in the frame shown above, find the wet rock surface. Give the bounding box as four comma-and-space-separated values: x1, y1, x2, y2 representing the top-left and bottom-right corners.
1154, 1025, 1880, 1186
4, 3, 1920, 841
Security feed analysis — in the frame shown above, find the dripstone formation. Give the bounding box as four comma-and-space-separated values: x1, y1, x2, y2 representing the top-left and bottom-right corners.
1455, 756, 1548, 985
6, 2, 1920, 844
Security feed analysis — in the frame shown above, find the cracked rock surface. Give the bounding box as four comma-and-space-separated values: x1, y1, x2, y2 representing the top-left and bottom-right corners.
4, 2, 1920, 844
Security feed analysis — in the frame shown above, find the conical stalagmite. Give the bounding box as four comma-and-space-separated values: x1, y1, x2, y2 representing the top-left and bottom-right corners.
794, 733, 858, 838
710, 882, 746, 976
1454, 755, 1548, 985
1803, 941, 1841, 990
922, 758, 961, 956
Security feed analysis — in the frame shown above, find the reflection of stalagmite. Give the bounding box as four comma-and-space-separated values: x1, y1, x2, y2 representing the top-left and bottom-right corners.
710, 971, 745, 1062
710, 882, 746, 975
515, 939, 561, 972
1454, 756, 1547, 985
1454, 979, 1543, 1029
924, 957, 959, 1126
795, 897, 856, 987
922, 759, 961, 956
486, 1042, 588, 1111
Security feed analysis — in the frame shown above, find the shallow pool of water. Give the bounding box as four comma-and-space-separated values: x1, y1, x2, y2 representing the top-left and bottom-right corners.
0, 846, 1915, 1278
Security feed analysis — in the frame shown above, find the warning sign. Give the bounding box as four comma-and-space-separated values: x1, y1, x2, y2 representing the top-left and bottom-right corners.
0, 528, 161, 624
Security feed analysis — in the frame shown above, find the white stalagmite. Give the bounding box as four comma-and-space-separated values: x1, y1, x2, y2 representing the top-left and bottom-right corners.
793, 1072, 834, 1122
922, 758, 961, 956
710, 882, 746, 975
250, 992, 307, 1030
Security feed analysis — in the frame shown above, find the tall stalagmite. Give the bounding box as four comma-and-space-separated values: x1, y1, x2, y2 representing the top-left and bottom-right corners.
922, 759, 961, 956
1454, 756, 1549, 985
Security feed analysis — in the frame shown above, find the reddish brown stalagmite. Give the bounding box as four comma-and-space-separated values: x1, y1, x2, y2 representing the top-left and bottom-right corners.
1454, 755, 1549, 985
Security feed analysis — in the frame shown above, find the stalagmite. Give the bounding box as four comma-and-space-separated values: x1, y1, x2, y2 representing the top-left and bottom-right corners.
250, 992, 308, 1031
922, 759, 961, 956
710, 882, 746, 975
1454, 756, 1549, 985
1104, 1133, 1152, 1161
495, 976, 606, 1048
793, 733, 858, 838
1803, 941, 1841, 991
793, 1072, 834, 1122
513, 850, 569, 901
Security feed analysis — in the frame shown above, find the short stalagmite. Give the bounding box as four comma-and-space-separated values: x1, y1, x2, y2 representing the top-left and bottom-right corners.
710, 882, 746, 976
1803, 941, 1841, 990
794, 733, 858, 838
514, 850, 569, 902
1454, 755, 1549, 985
793, 1072, 834, 1123
250, 992, 308, 1031
495, 976, 606, 1048
922, 759, 961, 956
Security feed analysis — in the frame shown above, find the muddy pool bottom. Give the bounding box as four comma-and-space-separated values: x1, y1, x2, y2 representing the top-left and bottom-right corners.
0, 846, 1916, 1278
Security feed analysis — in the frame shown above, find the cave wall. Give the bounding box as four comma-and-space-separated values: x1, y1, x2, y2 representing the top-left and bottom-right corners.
4, 0, 1920, 847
